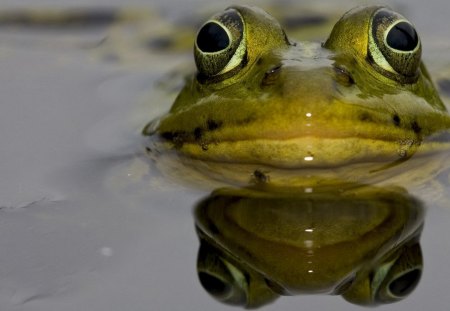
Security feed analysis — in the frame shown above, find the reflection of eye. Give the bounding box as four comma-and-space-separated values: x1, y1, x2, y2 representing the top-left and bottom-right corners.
375, 242, 423, 304
368, 8, 421, 81
198, 272, 233, 299
196, 241, 247, 306
342, 241, 423, 306
388, 268, 421, 298
194, 9, 247, 78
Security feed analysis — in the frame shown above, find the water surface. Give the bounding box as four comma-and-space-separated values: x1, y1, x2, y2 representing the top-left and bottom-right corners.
0, 0, 449, 310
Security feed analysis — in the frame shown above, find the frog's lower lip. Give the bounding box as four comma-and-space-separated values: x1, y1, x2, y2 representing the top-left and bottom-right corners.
162, 127, 450, 169
174, 136, 411, 168
152, 107, 450, 168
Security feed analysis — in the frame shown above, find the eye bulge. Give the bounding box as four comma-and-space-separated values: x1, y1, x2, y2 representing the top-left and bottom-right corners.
369, 8, 422, 79
194, 6, 422, 84
194, 9, 245, 78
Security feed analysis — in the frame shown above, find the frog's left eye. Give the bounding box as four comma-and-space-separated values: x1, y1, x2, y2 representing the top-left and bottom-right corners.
368, 8, 421, 81
194, 9, 246, 79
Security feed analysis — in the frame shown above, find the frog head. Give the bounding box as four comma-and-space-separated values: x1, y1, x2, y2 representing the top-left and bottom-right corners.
145, 6, 449, 172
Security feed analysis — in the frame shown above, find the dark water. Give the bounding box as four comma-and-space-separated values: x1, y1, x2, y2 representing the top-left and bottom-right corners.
0, 0, 449, 310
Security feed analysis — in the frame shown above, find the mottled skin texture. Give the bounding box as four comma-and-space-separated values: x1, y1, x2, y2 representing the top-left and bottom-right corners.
146, 6, 450, 170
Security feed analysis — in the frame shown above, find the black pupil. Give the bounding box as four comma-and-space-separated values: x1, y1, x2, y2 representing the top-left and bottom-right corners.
389, 269, 421, 297
386, 21, 418, 51
198, 272, 231, 298
197, 22, 230, 53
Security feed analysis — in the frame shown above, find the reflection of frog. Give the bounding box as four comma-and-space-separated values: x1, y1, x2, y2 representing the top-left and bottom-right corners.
194, 184, 424, 308
144, 5, 450, 190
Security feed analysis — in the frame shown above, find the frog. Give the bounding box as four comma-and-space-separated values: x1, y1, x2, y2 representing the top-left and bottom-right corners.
143, 5, 450, 195
140, 8, 450, 306
0, 3, 446, 309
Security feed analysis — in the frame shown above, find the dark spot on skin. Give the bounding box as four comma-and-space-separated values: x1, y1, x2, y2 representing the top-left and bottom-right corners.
411, 121, 421, 134
161, 131, 175, 140
235, 116, 256, 126
147, 37, 173, 51
160, 131, 188, 148
194, 127, 203, 140
393, 114, 401, 126
201, 142, 209, 151
207, 119, 222, 131
359, 112, 373, 122
438, 79, 450, 97
252, 170, 270, 184
262, 64, 282, 86
283, 15, 328, 29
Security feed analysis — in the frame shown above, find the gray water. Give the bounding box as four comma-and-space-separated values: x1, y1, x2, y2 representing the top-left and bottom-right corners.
0, 0, 449, 310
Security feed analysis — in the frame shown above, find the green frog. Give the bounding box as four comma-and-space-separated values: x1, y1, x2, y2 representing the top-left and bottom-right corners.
144, 5, 450, 192
141, 8, 449, 306
0, 4, 443, 308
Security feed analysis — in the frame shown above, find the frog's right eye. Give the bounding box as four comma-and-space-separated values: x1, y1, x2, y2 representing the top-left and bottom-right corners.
368, 8, 421, 82
194, 9, 247, 79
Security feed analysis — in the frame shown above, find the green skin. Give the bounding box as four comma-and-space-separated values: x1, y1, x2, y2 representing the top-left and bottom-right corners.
146, 5, 450, 172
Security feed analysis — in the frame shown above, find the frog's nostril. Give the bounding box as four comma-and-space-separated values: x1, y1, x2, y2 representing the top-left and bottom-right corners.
261, 64, 283, 86
333, 65, 354, 87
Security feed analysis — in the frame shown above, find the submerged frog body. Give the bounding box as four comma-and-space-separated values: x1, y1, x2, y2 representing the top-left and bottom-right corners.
144, 5, 450, 188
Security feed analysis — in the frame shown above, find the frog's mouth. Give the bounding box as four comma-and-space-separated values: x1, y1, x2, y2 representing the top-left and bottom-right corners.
168, 135, 417, 168
149, 110, 450, 169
